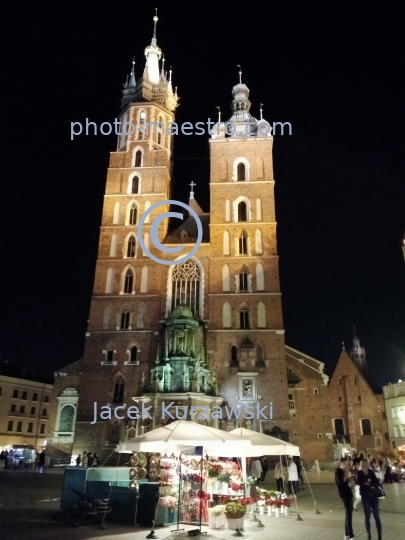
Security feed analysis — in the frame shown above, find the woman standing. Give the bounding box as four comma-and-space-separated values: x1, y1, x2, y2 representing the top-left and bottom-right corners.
274, 459, 285, 493
358, 460, 382, 540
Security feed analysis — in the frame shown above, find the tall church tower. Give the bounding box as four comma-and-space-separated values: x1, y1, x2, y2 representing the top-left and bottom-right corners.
73, 14, 180, 452
206, 70, 290, 434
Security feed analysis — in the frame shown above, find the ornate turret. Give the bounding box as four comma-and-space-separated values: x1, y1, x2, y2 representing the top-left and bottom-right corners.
211, 66, 271, 139
120, 10, 179, 112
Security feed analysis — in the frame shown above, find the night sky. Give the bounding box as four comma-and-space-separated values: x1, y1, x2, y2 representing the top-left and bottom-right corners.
1, 1, 404, 386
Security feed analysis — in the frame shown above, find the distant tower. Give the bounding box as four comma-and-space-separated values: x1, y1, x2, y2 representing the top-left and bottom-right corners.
350, 326, 367, 374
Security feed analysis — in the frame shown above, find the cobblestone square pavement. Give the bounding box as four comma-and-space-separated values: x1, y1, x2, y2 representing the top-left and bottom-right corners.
1, 473, 404, 540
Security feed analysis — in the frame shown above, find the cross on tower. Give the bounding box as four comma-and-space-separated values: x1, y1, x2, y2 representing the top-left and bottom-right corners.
189, 181, 196, 198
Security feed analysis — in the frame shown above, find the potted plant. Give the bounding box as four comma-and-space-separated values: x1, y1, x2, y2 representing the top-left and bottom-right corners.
208, 462, 222, 494
218, 471, 231, 493
224, 501, 246, 530
208, 504, 226, 529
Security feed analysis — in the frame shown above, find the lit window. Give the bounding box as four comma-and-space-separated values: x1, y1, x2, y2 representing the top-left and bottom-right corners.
113, 376, 125, 404
120, 311, 130, 330
361, 419, 372, 436
238, 232, 247, 255
124, 269, 134, 293
230, 346, 238, 367
239, 269, 248, 291
237, 201, 247, 221
240, 308, 249, 329
135, 150, 142, 167
129, 202, 138, 225
237, 163, 246, 181
127, 236, 136, 257
131, 176, 139, 194
130, 346, 138, 363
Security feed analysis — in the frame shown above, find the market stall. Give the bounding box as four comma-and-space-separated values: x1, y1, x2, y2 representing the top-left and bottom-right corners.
117, 420, 252, 530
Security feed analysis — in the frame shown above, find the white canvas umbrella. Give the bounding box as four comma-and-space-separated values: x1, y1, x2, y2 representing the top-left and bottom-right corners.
229, 427, 300, 456
117, 420, 251, 456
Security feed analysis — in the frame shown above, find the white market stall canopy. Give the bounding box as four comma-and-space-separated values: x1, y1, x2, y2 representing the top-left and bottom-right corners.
230, 427, 300, 457
117, 420, 252, 457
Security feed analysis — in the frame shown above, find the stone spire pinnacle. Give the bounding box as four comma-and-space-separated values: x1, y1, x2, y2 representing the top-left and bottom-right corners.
128, 58, 136, 88
350, 326, 367, 375
237, 64, 242, 84
152, 8, 158, 45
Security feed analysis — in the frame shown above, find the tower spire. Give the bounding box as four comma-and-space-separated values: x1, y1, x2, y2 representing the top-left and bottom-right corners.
259, 103, 263, 120
350, 326, 368, 375
152, 8, 158, 45
128, 58, 136, 88
237, 64, 242, 84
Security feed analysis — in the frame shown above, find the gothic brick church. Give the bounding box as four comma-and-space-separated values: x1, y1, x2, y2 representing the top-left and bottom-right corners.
46, 15, 389, 464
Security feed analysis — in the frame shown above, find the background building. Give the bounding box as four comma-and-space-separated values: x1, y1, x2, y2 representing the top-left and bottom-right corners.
0, 362, 53, 450
382, 381, 405, 452
328, 330, 389, 457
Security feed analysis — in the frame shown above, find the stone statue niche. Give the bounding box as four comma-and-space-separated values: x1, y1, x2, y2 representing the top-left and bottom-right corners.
144, 303, 214, 395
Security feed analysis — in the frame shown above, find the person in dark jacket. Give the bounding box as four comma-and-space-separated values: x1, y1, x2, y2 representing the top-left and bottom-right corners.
358, 460, 382, 540
335, 458, 355, 540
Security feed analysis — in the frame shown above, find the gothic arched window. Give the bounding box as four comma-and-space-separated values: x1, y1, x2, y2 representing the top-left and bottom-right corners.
131, 175, 139, 194
237, 162, 246, 181
103, 305, 112, 330
120, 311, 130, 330
137, 303, 146, 328
110, 421, 120, 443
237, 201, 247, 222
230, 346, 238, 367
135, 150, 142, 167
240, 307, 249, 329
239, 269, 248, 291
130, 346, 138, 363
238, 231, 248, 255
127, 235, 136, 257
124, 269, 134, 293
113, 376, 125, 404
59, 404, 75, 432
171, 259, 200, 316
129, 202, 138, 225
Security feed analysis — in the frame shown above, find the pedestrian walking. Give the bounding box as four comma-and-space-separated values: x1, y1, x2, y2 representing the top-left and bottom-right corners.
76, 453, 81, 466
294, 458, 305, 490
287, 457, 298, 499
92, 453, 99, 466
335, 457, 355, 540
358, 460, 382, 540
87, 452, 93, 467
